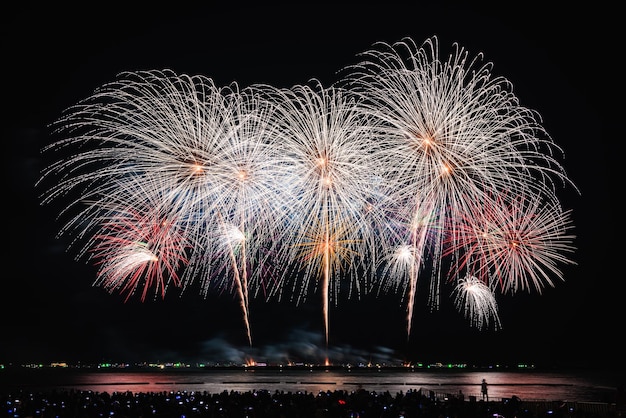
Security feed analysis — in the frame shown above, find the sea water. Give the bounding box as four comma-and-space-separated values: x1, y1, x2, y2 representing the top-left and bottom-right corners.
0, 367, 621, 404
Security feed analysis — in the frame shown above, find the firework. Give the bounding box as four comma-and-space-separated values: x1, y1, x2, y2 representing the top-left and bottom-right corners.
452, 275, 501, 331
38, 36, 578, 346
342, 36, 577, 337
254, 79, 390, 345
38, 70, 290, 345
444, 192, 577, 294
88, 178, 192, 302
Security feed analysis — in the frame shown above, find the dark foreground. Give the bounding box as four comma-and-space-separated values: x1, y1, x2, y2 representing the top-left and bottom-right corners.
1, 387, 623, 418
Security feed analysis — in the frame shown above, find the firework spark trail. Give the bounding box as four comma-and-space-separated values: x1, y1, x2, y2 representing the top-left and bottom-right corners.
342, 36, 578, 338
255, 80, 389, 346
378, 243, 419, 338
216, 218, 253, 345
452, 275, 501, 330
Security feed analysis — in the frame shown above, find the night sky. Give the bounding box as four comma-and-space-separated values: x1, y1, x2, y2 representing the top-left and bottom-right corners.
3, 3, 621, 369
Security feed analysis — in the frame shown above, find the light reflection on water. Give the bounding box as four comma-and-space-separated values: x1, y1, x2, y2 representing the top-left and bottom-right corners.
1, 369, 620, 403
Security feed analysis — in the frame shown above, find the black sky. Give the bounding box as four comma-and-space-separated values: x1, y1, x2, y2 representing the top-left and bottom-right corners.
2, 3, 621, 369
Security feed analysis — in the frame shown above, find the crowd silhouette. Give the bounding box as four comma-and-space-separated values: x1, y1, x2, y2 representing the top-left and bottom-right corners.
1, 387, 619, 418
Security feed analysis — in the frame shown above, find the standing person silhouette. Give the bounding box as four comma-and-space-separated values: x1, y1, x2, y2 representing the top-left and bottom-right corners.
481, 379, 488, 401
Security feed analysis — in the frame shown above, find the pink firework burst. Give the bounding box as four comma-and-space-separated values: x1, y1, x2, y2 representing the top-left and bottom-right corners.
91, 208, 190, 302
445, 193, 577, 295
